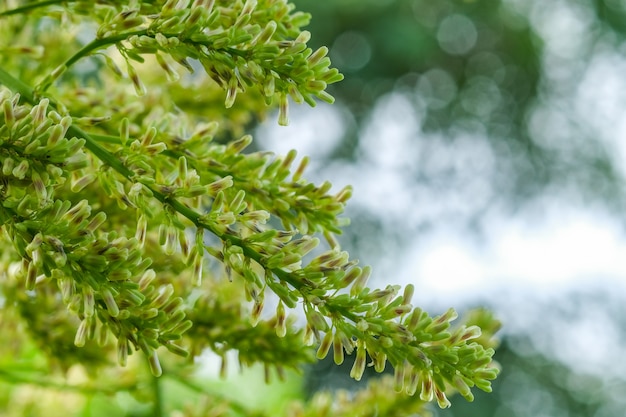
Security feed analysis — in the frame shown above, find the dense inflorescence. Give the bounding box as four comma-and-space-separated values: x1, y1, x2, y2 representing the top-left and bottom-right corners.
0, 0, 499, 413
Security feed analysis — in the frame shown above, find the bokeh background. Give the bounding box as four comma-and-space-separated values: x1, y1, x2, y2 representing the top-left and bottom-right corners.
255, 0, 626, 415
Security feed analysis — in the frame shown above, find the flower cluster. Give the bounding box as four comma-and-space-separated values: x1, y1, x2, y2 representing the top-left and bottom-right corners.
0, 0, 499, 412
0, 92, 190, 375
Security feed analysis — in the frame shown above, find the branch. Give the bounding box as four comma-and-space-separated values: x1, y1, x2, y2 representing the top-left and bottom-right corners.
0, 0, 64, 18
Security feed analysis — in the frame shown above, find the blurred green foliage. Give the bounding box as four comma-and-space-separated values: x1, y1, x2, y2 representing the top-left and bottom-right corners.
293, 0, 626, 415
294, 0, 626, 209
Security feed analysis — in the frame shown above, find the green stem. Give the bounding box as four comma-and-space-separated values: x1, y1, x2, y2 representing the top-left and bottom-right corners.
63, 30, 148, 70
0, 0, 64, 18
0, 66, 36, 102
0, 367, 137, 395
151, 369, 165, 417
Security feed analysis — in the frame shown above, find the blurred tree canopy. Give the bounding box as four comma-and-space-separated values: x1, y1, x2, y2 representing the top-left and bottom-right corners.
293, 0, 626, 212
292, 1, 626, 416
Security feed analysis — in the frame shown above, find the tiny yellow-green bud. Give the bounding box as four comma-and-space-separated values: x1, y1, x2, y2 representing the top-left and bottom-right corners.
316, 331, 333, 360
435, 387, 452, 408
208, 177, 233, 196
96, 322, 108, 346
295, 30, 311, 44
275, 301, 287, 337
31, 98, 49, 125
402, 284, 415, 306
263, 75, 275, 97
254, 21, 277, 45
307, 46, 328, 66
83, 286, 95, 317
71, 173, 97, 193
350, 345, 367, 381
117, 337, 128, 366
101, 287, 119, 317
170, 319, 193, 335
373, 351, 387, 373
74, 318, 89, 347
2, 157, 15, 176
240, 0, 257, 16
25, 261, 37, 290
163, 224, 178, 255
151, 284, 174, 309
126, 62, 146, 96
340, 266, 362, 289
192, 251, 204, 286
46, 123, 65, 147
453, 374, 474, 401
420, 373, 434, 402
3, 96, 15, 126
58, 276, 74, 303
165, 342, 189, 357
332, 332, 344, 365
12, 159, 29, 180
250, 298, 264, 327
85, 211, 106, 233
306, 309, 329, 332
461, 325, 482, 341
350, 265, 371, 297
119, 117, 129, 145
278, 93, 289, 126
139, 269, 156, 291
406, 368, 419, 395
108, 269, 131, 281
230, 189, 246, 214
393, 363, 406, 392
225, 76, 238, 109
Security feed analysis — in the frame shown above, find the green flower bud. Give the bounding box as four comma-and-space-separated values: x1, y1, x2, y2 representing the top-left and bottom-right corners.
350, 344, 367, 381
101, 287, 120, 317
453, 374, 474, 401
373, 351, 387, 373
406, 368, 419, 395
126, 62, 146, 96
278, 93, 289, 126
96, 322, 108, 347
12, 159, 29, 179
170, 319, 192, 336
350, 265, 371, 297
83, 286, 95, 317
139, 269, 156, 291
25, 261, 37, 290
307, 46, 328, 66
117, 336, 129, 367
74, 318, 89, 347
225, 75, 238, 109
2, 157, 15, 176
150, 284, 175, 309
435, 387, 451, 408
164, 342, 189, 357
316, 331, 333, 360
275, 301, 287, 337
70, 173, 97, 192
332, 331, 344, 365
394, 363, 406, 393
306, 309, 329, 332
420, 373, 434, 402
3, 95, 15, 127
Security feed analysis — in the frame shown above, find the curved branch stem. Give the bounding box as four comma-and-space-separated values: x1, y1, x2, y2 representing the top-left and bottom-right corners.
0, 367, 137, 395
0, 0, 64, 18
151, 368, 165, 417
63, 30, 148, 70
